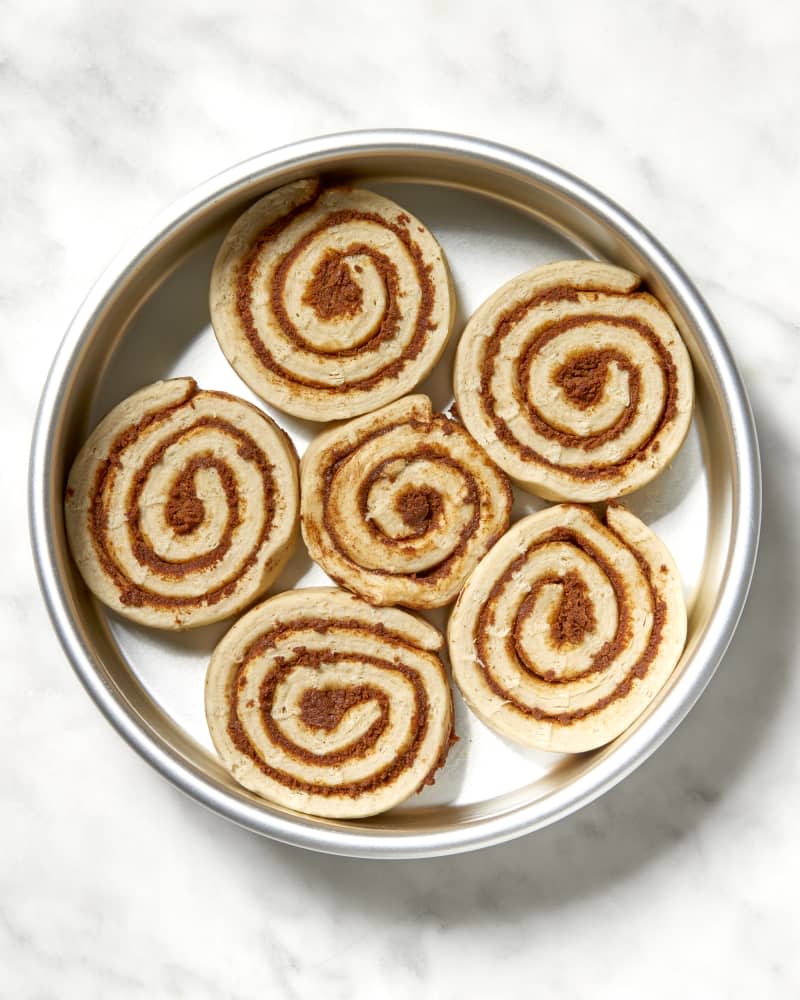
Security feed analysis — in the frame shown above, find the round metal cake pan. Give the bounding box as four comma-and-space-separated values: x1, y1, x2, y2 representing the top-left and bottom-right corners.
29, 130, 761, 859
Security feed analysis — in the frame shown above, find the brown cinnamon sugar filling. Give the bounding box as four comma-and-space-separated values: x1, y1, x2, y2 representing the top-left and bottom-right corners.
394, 486, 442, 534
226, 622, 442, 797
261, 656, 392, 768
166, 464, 206, 535
299, 685, 382, 730
320, 417, 502, 587
501, 531, 629, 686
480, 286, 679, 480
127, 442, 243, 578
89, 390, 276, 610
555, 350, 612, 409
549, 571, 596, 646
277, 240, 402, 357
358, 448, 458, 542
235, 189, 438, 394
476, 514, 665, 724
519, 320, 645, 451
303, 250, 363, 321
513, 570, 597, 669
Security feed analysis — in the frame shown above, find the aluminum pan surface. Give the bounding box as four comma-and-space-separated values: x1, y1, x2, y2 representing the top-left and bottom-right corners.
29, 131, 761, 858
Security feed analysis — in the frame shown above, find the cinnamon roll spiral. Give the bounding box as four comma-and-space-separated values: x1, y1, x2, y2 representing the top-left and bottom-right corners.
64, 379, 299, 629
454, 261, 694, 501
210, 179, 454, 421
300, 395, 513, 609
205, 587, 455, 818
448, 504, 687, 752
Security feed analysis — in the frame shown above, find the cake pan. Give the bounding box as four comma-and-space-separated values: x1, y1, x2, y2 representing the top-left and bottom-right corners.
29, 130, 761, 859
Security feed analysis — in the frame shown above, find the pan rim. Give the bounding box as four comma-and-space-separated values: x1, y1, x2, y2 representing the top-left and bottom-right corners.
28, 129, 761, 859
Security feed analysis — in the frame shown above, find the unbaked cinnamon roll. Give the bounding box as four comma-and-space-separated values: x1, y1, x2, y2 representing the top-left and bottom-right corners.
454, 260, 694, 501
205, 587, 455, 818
448, 504, 687, 752
300, 395, 513, 609
210, 179, 454, 421
64, 378, 299, 629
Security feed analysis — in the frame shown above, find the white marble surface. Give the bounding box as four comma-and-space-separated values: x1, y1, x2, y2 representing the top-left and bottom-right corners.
4, 0, 800, 996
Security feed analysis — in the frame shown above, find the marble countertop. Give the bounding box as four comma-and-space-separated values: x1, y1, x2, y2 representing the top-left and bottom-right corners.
5, 1, 799, 996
